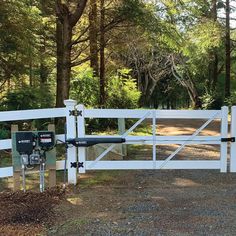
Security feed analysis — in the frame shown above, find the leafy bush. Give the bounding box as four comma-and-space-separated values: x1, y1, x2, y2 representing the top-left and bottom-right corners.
70, 67, 99, 107
0, 85, 54, 111
225, 91, 236, 107
201, 92, 223, 110
70, 67, 141, 109
106, 69, 141, 109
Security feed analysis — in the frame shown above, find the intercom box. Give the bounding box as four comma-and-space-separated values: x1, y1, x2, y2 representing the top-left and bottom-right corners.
12, 131, 56, 172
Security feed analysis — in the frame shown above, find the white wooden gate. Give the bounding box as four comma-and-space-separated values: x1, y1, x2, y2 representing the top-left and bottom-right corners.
67, 104, 229, 180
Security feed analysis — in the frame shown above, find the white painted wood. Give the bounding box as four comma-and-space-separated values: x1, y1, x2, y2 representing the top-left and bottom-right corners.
159, 111, 220, 169
230, 106, 236, 172
77, 104, 86, 174
152, 110, 156, 169
64, 99, 77, 184
56, 160, 65, 170
87, 112, 151, 169
85, 160, 221, 170
220, 106, 229, 173
0, 167, 13, 178
118, 118, 127, 156
0, 159, 221, 178
85, 109, 222, 119
0, 108, 66, 122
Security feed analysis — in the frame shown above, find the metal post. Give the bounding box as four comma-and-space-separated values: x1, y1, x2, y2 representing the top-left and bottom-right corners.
230, 106, 236, 172
64, 99, 78, 184
220, 106, 229, 173
77, 104, 86, 173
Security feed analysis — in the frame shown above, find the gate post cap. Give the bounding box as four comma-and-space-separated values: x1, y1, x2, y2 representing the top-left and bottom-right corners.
64, 99, 77, 107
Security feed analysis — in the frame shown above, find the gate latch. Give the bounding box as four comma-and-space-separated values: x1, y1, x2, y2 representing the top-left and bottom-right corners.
70, 162, 84, 168
221, 137, 235, 142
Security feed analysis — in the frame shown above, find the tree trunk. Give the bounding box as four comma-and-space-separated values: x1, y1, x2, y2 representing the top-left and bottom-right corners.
99, 0, 106, 106
56, 16, 72, 107
225, 0, 231, 98
89, 0, 99, 76
55, 0, 88, 107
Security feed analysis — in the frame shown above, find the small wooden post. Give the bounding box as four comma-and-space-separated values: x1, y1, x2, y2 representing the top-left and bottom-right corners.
48, 124, 56, 188
220, 106, 229, 173
64, 99, 78, 184
77, 104, 86, 173
11, 124, 21, 191
118, 118, 127, 158
230, 106, 236, 172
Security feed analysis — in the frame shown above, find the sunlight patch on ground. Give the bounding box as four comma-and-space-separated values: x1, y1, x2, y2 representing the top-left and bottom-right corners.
172, 178, 201, 187
67, 196, 83, 205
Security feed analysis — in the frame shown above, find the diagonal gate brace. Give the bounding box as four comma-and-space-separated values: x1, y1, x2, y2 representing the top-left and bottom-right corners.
159, 111, 220, 169
88, 111, 151, 169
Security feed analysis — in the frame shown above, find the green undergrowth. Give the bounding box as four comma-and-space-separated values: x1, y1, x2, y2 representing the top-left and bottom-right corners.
46, 218, 89, 236
79, 171, 121, 188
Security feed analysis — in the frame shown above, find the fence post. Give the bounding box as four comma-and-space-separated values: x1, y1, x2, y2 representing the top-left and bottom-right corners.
220, 106, 229, 173
11, 124, 21, 191
230, 106, 236, 172
48, 124, 56, 188
118, 118, 127, 158
64, 99, 77, 184
77, 104, 86, 173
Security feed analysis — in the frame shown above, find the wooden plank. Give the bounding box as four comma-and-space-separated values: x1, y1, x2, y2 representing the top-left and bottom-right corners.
64, 100, 77, 184
84, 109, 222, 119
220, 106, 228, 172
85, 160, 221, 170
230, 106, 236, 172
0, 108, 66, 122
11, 125, 21, 191
48, 124, 56, 188
77, 104, 86, 174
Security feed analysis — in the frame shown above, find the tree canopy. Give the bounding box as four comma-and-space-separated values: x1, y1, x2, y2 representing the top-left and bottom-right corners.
1, 0, 236, 110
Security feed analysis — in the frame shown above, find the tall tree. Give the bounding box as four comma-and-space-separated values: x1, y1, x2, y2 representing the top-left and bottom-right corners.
99, 0, 106, 106
225, 0, 231, 98
55, 0, 88, 107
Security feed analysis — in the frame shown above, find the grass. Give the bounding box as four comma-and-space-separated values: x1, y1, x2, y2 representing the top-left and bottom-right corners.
80, 171, 120, 188
46, 218, 89, 236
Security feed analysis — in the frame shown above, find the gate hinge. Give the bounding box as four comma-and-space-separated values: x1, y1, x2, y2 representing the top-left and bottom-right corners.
70, 162, 84, 168
69, 110, 82, 117
221, 137, 235, 143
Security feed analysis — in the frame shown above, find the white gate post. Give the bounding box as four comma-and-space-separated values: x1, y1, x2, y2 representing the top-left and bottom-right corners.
230, 106, 236, 172
220, 106, 229, 173
64, 99, 77, 184
77, 104, 86, 173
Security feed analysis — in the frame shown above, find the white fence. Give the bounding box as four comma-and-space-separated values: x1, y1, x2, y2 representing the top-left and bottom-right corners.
1, 100, 236, 186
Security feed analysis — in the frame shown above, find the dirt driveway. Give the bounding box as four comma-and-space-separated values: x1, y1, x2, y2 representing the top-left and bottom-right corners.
1, 119, 236, 236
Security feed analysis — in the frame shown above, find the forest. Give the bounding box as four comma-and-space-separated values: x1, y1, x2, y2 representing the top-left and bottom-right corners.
1, 0, 236, 111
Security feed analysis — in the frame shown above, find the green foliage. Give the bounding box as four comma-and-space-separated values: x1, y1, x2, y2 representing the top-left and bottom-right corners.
0, 85, 54, 111
71, 67, 141, 109
201, 92, 223, 110
225, 91, 236, 107
106, 69, 141, 109
70, 67, 99, 107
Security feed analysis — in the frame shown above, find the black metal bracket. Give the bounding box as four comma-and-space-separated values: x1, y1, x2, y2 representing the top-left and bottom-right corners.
69, 110, 82, 117
70, 162, 84, 168
221, 137, 235, 143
